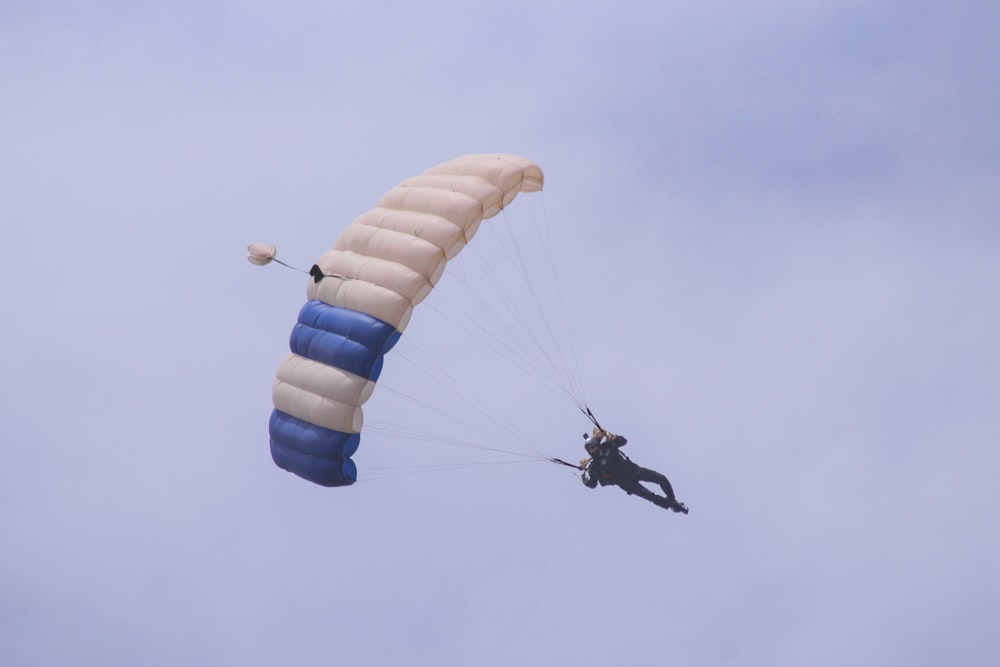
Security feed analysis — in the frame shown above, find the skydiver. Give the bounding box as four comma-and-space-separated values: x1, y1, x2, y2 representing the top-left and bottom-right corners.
578, 428, 689, 514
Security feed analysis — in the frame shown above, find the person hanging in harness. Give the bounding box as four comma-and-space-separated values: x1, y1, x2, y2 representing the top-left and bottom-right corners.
578, 427, 689, 514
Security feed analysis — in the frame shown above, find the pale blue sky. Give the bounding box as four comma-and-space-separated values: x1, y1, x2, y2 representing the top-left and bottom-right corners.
3, 2, 999, 665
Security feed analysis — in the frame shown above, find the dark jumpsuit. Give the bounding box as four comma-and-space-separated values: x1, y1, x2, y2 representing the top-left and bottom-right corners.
582, 436, 686, 512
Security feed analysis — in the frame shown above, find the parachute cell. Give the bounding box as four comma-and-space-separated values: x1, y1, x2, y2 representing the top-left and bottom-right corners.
269, 154, 544, 486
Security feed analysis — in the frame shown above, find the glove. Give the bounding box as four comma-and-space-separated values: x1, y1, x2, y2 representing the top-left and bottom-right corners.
578, 457, 592, 470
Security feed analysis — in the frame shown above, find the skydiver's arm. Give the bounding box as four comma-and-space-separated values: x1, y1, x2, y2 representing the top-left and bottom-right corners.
607, 435, 627, 448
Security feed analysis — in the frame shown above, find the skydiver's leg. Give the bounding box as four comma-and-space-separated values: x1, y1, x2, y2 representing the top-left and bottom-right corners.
634, 467, 688, 513
633, 466, 676, 502
617, 481, 675, 511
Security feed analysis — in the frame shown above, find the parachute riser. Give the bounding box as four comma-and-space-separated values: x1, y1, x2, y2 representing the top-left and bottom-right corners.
581, 405, 604, 432
549, 457, 583, 470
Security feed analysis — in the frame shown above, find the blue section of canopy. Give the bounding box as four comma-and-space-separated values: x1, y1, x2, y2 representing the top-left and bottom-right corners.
289, 300, 401, 380
269, 409, 361, 459
270, 434, 359, 487
270, 300, 401, 486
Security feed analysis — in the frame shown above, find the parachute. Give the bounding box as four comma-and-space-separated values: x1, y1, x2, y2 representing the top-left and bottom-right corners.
263, 154, 544, 486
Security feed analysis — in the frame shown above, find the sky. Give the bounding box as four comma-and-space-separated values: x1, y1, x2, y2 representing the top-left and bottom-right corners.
3, 1, 999, 665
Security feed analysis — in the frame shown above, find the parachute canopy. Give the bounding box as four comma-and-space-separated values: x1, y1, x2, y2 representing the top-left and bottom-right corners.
266, 154, 543, 486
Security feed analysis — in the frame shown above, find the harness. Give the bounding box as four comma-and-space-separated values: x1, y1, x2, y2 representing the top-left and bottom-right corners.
590, 445, 636, 484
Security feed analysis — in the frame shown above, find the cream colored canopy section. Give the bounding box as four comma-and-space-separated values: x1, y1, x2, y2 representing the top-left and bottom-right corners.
307, 154, 542, 331
275, 154, 543, 436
